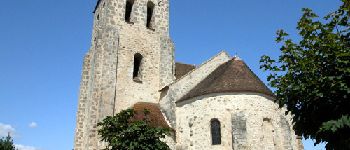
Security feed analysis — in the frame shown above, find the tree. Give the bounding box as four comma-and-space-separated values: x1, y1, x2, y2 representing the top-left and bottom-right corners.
0, 134, 16, 150
260, 1, 350, 149
97, 108, 171, 150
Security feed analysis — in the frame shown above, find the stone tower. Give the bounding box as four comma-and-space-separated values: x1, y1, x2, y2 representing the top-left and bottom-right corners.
74, 0, 174, 149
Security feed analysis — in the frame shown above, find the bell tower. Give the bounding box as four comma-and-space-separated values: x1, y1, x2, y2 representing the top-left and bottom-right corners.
74, 0, 174, 149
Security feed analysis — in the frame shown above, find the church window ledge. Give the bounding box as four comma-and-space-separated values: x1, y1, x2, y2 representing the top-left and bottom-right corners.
133, 77, 142, 83
126, 21, 134, 25
147, 27, 155, 31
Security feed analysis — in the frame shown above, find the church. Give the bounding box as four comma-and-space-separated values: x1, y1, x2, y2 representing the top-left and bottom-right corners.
74, 0, 304, 149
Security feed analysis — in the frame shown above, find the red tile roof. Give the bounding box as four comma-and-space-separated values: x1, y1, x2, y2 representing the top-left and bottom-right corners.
175, 62, 195, 79
133, 102, 170, 128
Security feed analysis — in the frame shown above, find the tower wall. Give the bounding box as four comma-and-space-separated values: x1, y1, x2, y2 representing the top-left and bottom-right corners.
74, 0, 174, 149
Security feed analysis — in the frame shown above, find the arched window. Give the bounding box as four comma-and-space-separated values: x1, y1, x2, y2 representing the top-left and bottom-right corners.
125, 0, 134, 23
262, 118, 275, 149
211, 118, 221, 145
146, 1, 155, 29
133, 53, 143, 80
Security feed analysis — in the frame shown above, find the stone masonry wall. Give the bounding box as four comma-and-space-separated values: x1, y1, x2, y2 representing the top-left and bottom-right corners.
159, 36, 175, 88
175, 93, 302, 150
74, 0, 174, 149
114, 24, 163, 112
74, 53, 92, 149
159, 51, 231, 128
74, 1, 304, 150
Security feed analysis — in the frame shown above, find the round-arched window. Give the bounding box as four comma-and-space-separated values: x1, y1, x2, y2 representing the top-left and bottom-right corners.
211, 118, 221, 145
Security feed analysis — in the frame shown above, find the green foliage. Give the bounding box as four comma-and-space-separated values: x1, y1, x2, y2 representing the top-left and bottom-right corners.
97, 108, 170, 150
320, 115, 350, 133
260, 0, 350, 149
0, 134, 16, 150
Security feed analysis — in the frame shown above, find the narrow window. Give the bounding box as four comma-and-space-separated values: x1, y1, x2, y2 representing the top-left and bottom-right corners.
125, 0, 134, 23
262, 118, 275, 149
211, 118, 221, 145
133, 53, 143, 81
146, 1, 155, 29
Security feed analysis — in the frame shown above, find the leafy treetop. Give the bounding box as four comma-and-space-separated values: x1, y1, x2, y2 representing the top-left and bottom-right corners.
0, 134, 16, 150
98, 108, 171, 150
260, 0, 350, 149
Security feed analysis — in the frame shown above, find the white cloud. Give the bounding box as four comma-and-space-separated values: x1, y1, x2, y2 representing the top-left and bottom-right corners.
0, 123, 16, 137
28, 122, 38, 128
15, 144, 39, 150
0, 123, 39, 150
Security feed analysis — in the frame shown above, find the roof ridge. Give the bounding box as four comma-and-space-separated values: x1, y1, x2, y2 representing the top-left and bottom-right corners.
233, 56, 242, 61
191, 51, 230, 70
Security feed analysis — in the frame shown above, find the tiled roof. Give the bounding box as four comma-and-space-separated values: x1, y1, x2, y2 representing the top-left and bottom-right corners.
178, 58, 274, 102
175, 62, 195, 79
133, 102, 170, 128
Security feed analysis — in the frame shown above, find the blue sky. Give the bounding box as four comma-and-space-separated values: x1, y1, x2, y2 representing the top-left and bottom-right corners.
0, 0, 341, 149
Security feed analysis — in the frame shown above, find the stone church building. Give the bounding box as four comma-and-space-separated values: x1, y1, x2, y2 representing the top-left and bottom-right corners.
74, 0, 304, 149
